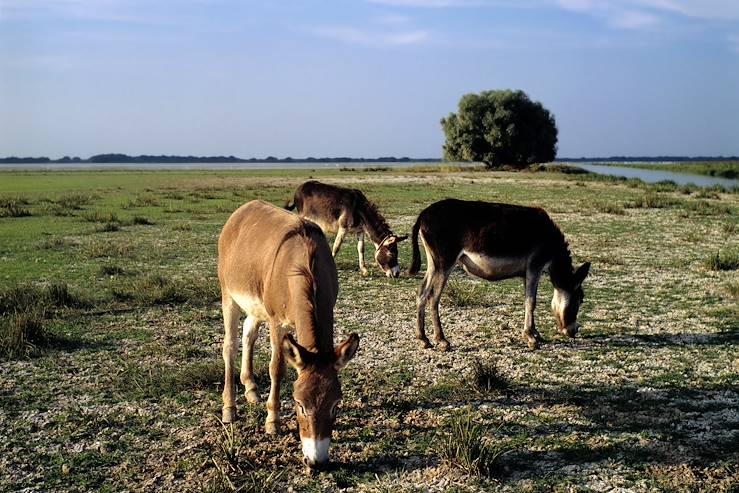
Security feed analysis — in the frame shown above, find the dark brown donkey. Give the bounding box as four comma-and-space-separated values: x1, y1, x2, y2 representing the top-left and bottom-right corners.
218, 200, 359, 469
409, 199, 590, 350
286, 180, 407, 277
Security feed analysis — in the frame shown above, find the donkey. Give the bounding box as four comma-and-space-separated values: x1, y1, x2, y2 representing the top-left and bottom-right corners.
285, 180, 408, 277
218, 199, 360, 469
409, 198, 590, 351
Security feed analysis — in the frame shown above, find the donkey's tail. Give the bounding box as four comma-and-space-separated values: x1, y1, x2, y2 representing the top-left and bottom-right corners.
284, 199, 296, 211
408, 218, 422, 275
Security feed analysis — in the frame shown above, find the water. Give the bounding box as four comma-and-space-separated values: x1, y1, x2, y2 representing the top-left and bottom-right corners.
2, 160, 736, 188
566, 163, 738, 188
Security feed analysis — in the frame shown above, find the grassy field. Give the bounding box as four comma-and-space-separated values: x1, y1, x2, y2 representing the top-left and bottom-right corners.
1, 168, 737, 492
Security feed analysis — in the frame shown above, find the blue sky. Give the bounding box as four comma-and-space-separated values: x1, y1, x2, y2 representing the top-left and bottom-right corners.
1, 0, 738, 158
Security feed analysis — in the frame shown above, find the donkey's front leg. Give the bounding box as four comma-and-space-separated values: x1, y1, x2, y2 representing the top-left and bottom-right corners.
357, 232, 369, 276
523, 271, 544, 350
332, 227, 347, 258
221, 296, 241, 423
265, 323, 286, 434
240, 316, 261, 404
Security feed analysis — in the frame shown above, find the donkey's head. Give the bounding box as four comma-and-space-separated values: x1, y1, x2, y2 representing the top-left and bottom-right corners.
282, 332, 360, 470
375, 234, 408, 278
551, 262, 591, 338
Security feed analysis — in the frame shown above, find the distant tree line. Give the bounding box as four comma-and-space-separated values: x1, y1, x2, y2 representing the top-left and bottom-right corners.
1, 153, 737, 165
556, 156, 739, 162
0, 154, 438, 164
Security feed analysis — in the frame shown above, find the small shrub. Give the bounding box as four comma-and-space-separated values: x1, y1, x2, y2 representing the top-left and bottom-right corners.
0, 310, 46, 358
0, 199, 32, 218
82, 211, 119, 223
55, 193, 95, 210
705, 250, 739, 271
0, 282, 87, 358
471, 360, 510, 393
594, 201, 625, 215
95, 222, 120, 232
99, 265, 125, 276
726, 282, 739, 300
131, 216, 153, 225
40, 237, 69, 250
627, 193, 680, 209
438, 413, 508, 476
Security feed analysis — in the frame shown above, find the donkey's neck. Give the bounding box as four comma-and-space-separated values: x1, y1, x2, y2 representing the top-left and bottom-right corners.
289, 274, 334, 355
548, 245, 575, 290
357, 197, 393, 245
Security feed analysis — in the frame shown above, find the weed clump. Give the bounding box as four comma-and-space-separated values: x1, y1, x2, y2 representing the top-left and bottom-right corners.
0, 282, 88, 358
705, 249, 739, 271
471, 359, 510, 394
0, 198, 31, 217
439, 412, 509, 476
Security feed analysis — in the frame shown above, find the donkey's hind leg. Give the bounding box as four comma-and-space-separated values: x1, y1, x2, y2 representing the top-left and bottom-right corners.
416, 271, 433, 349
428, 266, 454, 352
240, 316, 261, 403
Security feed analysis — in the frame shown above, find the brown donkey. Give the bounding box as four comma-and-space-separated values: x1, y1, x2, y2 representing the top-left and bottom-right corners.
286, 180, 407, 277
409, 199, 590, 350
218, 200, 359, 469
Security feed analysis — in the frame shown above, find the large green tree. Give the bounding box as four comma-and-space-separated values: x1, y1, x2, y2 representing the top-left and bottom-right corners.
441, 90, 558, 169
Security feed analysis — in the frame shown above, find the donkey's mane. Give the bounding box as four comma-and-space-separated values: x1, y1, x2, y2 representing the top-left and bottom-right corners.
547, 225, 576, 289
356, 192, 393, 244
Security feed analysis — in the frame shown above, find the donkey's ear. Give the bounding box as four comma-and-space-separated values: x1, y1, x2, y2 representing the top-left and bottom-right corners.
396, 234, 409, 243
282, 333, 308, 371
574, 262, 591, 286
334, 333, 360, 371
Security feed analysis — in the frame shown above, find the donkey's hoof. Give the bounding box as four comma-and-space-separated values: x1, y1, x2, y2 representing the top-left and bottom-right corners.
265, 421, 279, 435
360, 267, 369, 276
527, 339, 541, 350
437, 340, 451, 352
245, 389, 261, 404
222, 407, 236, 423
418, 337, 432, 349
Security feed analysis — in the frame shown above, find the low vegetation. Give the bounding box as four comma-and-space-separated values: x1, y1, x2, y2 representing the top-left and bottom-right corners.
0, 168, 737, 491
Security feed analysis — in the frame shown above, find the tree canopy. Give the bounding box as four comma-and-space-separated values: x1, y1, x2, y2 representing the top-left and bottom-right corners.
441, 90, 558, 169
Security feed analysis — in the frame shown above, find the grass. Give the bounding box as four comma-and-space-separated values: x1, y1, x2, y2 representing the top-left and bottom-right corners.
0, 282, 88, 358
0, 168, 737, 492
438, 412, 509, 476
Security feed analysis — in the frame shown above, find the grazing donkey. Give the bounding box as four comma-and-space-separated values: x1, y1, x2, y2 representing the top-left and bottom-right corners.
409, 199, 590, 351
218, 200, 360, 469
285, 180, 408, 277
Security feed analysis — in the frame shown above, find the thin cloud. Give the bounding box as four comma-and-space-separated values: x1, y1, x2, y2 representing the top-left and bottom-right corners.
729, 34, 739, 53
366, 0, 485, 7
309, 26, 430, 46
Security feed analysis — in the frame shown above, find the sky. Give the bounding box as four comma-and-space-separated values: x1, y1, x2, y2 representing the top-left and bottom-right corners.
1, 0, 738, 159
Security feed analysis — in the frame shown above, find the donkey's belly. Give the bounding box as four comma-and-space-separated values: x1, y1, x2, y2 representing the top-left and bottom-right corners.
459, 250, 527, 281
230, 291, 270, 320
